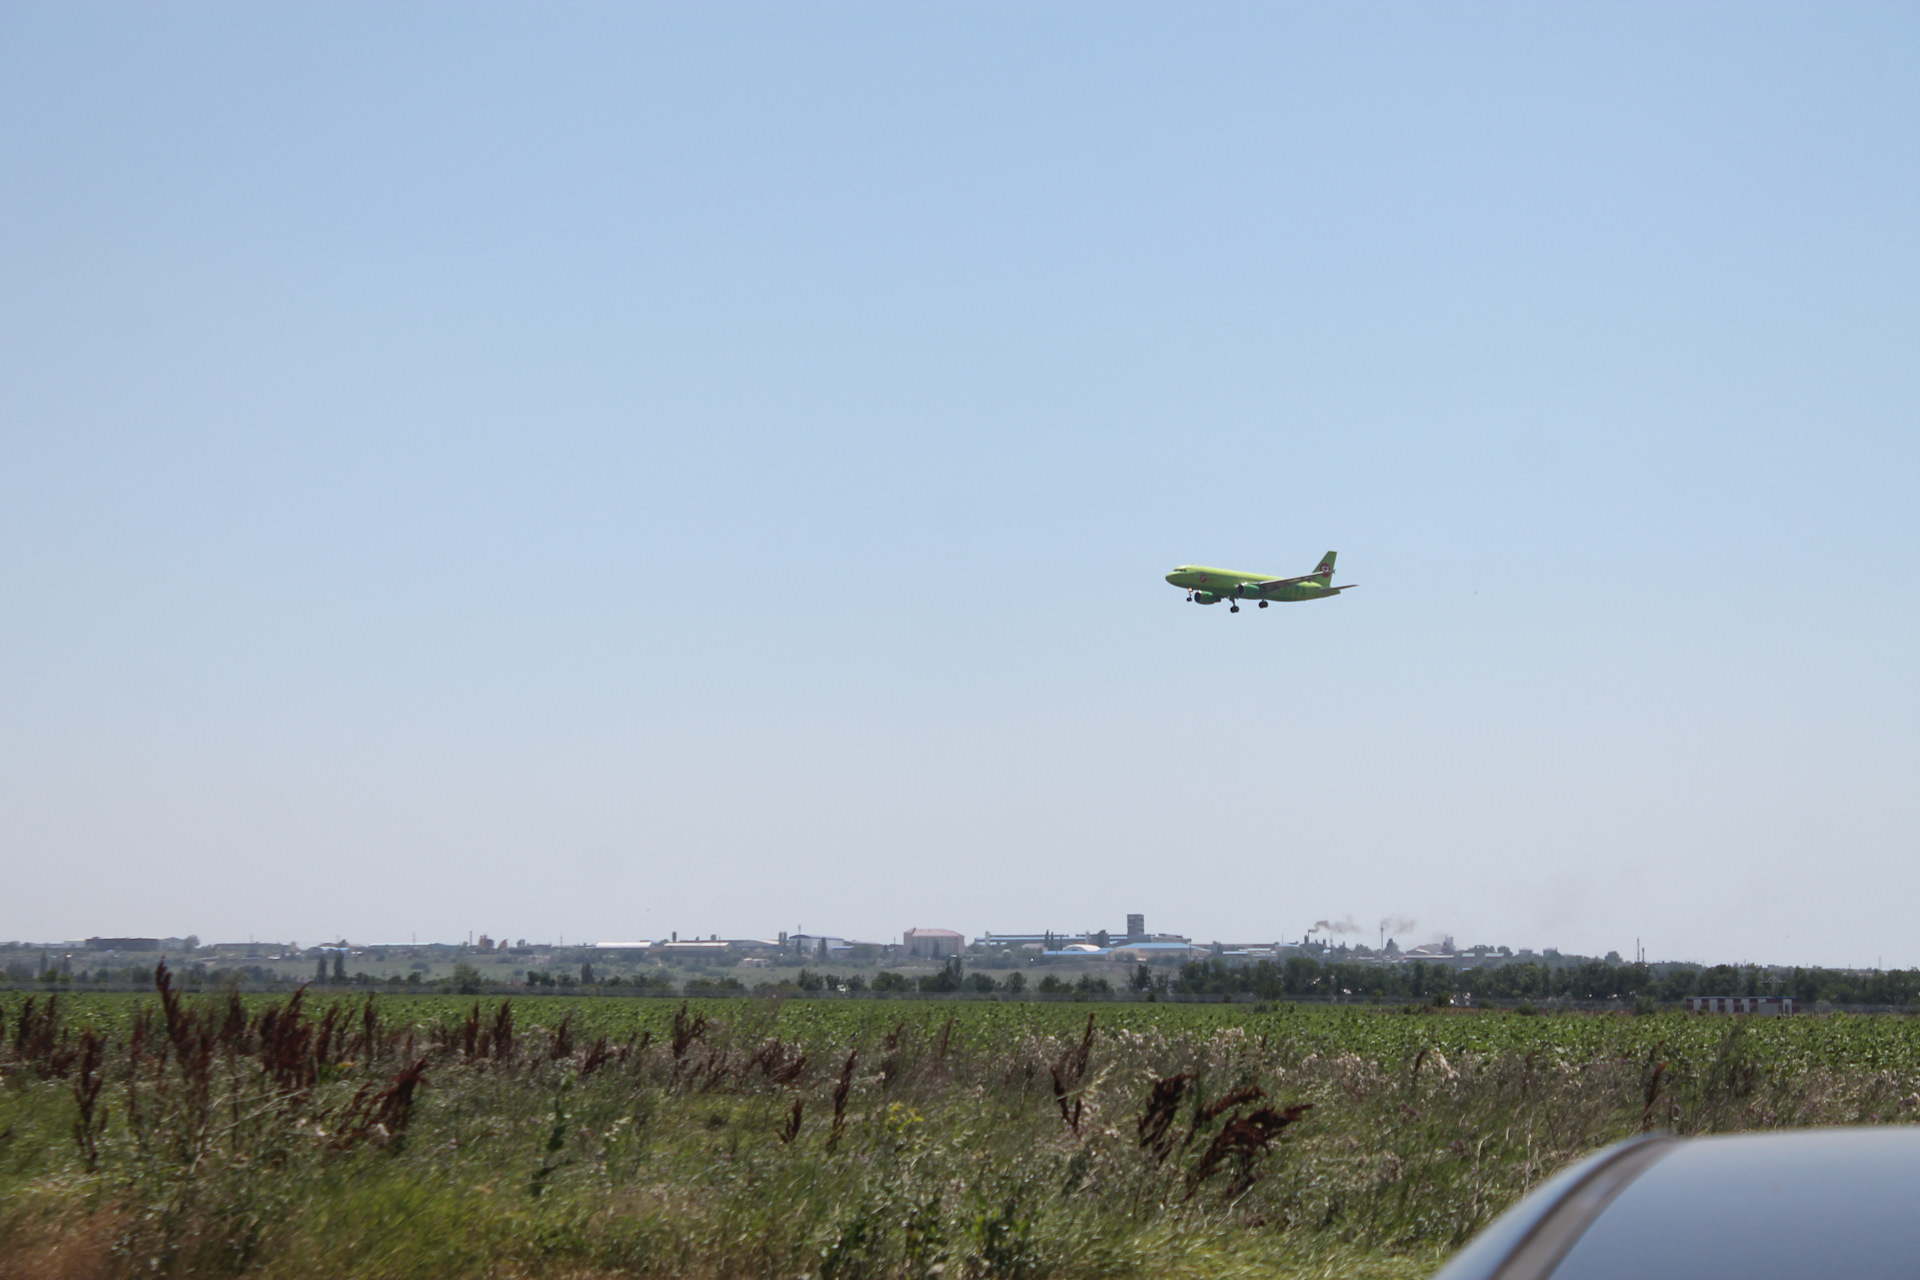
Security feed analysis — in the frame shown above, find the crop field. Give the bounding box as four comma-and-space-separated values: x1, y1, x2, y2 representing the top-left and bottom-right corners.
4, 980, 1919, 1280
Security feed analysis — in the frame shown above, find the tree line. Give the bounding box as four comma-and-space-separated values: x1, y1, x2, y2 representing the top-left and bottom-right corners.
1162, 956, 1920, 1006
13, 954, 1917, 1007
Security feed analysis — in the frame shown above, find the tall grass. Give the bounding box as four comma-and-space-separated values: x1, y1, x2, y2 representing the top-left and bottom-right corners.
2, 973, 1916, 1280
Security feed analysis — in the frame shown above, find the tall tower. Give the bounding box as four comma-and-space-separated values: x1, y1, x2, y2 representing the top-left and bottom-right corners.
1126, 913, 1146, 943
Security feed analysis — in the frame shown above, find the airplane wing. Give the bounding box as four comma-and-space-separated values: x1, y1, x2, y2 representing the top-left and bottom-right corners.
1251, 574, 1319, 590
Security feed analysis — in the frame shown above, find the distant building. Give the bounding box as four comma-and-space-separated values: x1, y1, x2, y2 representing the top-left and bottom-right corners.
1686, 996, 1796, 1015
210, 942, 291, 959
1111, 941, 1206, 960
86, 937, 159, 952
902, 928, 964, 959
983, 925, 1190, 950
653, 940, 731, 955
982, 932, 1090, 949
783, 933, 854, 959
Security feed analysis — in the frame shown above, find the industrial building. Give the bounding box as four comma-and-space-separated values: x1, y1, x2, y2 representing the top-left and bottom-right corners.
903, 928, 965, 959
981, 914, 1187, 952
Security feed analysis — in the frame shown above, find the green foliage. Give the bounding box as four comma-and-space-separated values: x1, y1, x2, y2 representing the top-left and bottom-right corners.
918, 958, 965, 994
5, 988, 1920, 1280
1168, 955, 1920, 1008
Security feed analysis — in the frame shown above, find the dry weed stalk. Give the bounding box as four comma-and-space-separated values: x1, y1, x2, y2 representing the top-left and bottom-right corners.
1049, 1014, 1096, 1133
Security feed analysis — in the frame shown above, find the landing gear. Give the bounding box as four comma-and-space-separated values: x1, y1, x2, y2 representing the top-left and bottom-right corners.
1230, 604, 1240, 613
1258, 600, 1268, 608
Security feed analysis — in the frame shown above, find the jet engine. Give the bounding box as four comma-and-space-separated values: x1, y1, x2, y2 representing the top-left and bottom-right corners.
1191, 591, 1221, 605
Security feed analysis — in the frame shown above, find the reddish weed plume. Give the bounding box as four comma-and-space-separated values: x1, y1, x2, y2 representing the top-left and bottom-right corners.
10, 994, 33, 1056
155, 962, 216, 1108
1187, 1102, 1312, 1197
332, 1055, 430, 1150
1137, 1072, 1194, 1163
153, 962, 186, 1046
256, 987, 317, 1095
668, 1004, 708, 1087
454, 1004, 481, 1059
12, 995, 74, 1078
70, 1030, 106, 1170
750, 1037, 808, 1086
478, 1000, 513, 1062
217, 989, 251, 1056
827, 1049, 857, 1150
1049, 1014, 1096, 1134
1642, 1060, 1670, 1131
670, 1003, 706, 1060
1199, 1086, 1266, 1124
124, 1006, 153, 1137
354, 992, 381, 1062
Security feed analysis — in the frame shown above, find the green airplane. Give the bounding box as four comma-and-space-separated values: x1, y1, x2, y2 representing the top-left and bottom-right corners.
1165, 552, 1356, 613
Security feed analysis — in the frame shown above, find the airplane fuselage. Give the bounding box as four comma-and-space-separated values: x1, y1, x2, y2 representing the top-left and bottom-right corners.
1166, 566, 1341, 602
1166, 554, 1354, 608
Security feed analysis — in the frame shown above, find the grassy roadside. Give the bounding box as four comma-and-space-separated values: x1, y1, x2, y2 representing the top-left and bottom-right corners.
3, 982, 1917, 1280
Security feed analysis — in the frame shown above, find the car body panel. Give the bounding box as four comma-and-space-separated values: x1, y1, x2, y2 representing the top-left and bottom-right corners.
1431, 1127, 1920, 1280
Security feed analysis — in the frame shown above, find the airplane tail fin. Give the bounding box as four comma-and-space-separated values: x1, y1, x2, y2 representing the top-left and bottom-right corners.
1311, 551, 1336, 585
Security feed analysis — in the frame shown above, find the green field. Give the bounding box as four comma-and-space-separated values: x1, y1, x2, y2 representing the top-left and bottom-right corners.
5, 985, 1918, 1280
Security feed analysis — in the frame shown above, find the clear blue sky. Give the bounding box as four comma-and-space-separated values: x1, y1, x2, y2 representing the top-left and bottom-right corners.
3, 4, 1916, 966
